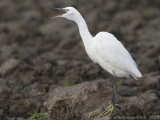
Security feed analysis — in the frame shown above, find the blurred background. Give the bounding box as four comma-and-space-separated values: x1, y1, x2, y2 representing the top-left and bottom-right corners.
0, 0, 160, 120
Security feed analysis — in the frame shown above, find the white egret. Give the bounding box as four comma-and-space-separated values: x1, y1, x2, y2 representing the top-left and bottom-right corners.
46, 6, 142, 116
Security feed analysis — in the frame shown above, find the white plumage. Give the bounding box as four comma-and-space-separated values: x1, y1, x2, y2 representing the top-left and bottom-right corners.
47, 6, 142, 114
93, 32, 142, 79
49, 7, 142, 80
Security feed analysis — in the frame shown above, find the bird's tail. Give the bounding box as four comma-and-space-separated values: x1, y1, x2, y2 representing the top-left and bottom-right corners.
130, 68, 142, 80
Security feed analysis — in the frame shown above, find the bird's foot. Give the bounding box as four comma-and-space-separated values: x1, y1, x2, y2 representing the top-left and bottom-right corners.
99, 103, 120, 117
99, 103, 114, 117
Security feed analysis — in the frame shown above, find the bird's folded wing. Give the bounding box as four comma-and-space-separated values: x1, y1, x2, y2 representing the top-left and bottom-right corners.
95, 39, 137, 73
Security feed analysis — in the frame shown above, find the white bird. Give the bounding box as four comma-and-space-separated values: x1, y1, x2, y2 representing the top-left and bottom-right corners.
46, 6, 142, 115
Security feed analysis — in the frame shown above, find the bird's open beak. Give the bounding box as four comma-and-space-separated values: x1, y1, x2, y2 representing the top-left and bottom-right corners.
45, 6, 67, 18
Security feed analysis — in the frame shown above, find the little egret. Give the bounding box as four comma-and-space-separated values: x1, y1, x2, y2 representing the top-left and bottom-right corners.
46, 7, 142, 116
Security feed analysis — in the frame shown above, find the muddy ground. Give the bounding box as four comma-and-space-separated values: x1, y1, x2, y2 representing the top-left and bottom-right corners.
0, 0, 160, 120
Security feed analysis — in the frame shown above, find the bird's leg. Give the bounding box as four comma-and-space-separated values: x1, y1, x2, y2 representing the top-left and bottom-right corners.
111, 76, 117, 107
99, 76, 117, 117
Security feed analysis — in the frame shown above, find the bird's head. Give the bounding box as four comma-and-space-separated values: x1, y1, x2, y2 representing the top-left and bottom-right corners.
45, 7, 80, 22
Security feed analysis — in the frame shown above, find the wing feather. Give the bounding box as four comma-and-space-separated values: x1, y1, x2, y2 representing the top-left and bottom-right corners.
94, 32, 138, 74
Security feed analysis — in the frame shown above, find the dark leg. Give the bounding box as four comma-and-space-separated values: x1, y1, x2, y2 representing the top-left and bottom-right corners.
111, 76, 117, 108
99, 76, 117, 116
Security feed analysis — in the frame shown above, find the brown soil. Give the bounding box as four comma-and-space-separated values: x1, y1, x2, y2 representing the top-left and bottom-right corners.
0, 0, 160, 120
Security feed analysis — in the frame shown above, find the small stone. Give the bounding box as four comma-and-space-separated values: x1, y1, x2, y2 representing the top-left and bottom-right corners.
89, 83, 100, 92
0, 58, 21, 77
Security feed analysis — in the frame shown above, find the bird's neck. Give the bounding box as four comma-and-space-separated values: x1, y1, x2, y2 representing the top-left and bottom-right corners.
76, 15, 93, 45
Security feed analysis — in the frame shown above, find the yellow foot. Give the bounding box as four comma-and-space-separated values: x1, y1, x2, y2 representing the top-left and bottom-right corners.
99, 103, 114, 117
99, 103, 121, 117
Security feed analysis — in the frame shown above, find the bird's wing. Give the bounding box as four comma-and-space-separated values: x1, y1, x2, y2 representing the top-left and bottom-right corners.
94, 32, 137, 74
